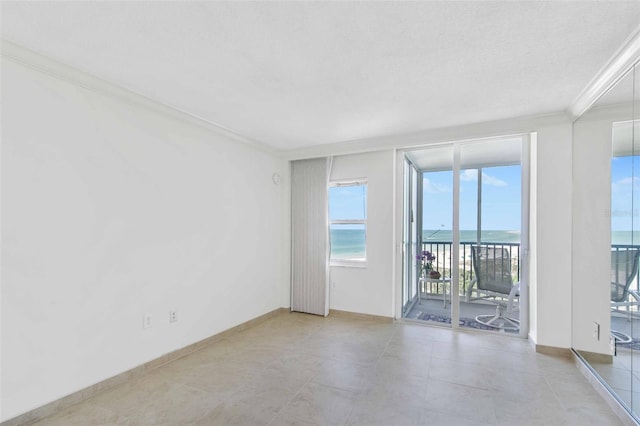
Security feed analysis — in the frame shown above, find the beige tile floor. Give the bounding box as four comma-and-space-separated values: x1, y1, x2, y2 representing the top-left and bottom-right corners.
33, 311, 622, 426
582, 313, 640, 419
588, 348, 640, 417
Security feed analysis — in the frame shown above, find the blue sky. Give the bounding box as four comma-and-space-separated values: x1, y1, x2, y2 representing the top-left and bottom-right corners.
327, 166, 522, 231
423, 165, 521, 231
329, 185, 367, 221
329, 158, 638, 233
611, 156, 640, 231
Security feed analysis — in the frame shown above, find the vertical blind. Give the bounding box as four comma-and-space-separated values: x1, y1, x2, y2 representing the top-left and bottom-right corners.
291, 157, 331, 316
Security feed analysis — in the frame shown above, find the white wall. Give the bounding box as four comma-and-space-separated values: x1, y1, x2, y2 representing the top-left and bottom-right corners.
329, 151, 395, 318
571, 111, 618, 354
1, 58, 288, 421
531, 123, 574, 349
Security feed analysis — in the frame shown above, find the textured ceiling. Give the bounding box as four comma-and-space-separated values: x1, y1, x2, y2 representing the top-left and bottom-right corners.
2, 1, 640, 150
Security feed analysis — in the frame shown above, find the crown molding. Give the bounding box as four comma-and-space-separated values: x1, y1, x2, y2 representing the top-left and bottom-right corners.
283, 112, 571, 160
0, 39, 278, 156
2, 37, 597, 162
577, 101, 640, 123
568, 25, 640, 121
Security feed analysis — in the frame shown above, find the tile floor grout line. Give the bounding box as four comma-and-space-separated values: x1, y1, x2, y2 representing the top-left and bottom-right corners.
25, 314, 625, 426
265, 348, 333, 425
188, 343, 278, 425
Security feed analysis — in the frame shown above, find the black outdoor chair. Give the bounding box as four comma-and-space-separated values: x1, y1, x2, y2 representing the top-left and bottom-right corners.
466, 245, 520, 331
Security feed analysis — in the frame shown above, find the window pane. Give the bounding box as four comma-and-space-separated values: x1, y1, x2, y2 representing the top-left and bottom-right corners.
423, 170, 453, 241
459, 165, 521, 243
329, 185, 367, 221
330, 224, 366, 260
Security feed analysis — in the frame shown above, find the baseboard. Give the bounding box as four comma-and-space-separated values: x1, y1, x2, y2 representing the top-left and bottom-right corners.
572, 350, 639, 426
534, 343, 572, 358
1, 307, 289, 426
578, 349, 614, 364
329, 309, 393, 323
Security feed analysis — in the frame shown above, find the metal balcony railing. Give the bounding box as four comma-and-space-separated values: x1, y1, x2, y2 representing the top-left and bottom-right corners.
612, 244, 640, 294
421, 242, 640, 295
420, 241, 521, 294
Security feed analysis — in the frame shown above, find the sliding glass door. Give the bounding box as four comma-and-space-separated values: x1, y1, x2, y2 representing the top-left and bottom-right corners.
458, 139, 524, 336
402, 158, 420, 317
401, 137, 528, 338
406, 146, 453, 323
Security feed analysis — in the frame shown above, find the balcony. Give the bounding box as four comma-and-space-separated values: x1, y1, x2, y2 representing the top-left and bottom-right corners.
609, 245, 640, 347
407, 242, 640, 339
419, 240, 521, 294
404, 240, 521, 333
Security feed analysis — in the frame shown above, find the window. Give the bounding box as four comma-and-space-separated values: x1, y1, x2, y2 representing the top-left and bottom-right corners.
329, 181, 367, 264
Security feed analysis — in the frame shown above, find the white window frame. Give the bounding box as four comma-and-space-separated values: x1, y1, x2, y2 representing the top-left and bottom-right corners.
329, 180, 368, 267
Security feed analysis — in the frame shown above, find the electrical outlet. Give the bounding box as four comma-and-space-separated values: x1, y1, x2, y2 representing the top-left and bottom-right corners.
169, 310, 178, 323
593, 321, 600, 341
143, 313, 153, 329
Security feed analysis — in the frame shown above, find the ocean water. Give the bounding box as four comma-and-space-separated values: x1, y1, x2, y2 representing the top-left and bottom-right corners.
330, 229, 366, 259
330, 229, 522, 259
612, 231, 640, 246
330, 229, 640, 261
424, 229, 520, 243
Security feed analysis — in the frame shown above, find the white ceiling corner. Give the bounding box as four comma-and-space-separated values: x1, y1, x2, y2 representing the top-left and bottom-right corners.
2, 1, 640, 152
568, 24, 640, 120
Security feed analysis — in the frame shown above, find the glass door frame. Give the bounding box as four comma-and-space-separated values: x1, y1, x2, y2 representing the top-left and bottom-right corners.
396, 135, 530, 339
402, 157, 420, 317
